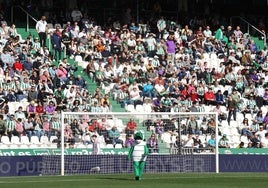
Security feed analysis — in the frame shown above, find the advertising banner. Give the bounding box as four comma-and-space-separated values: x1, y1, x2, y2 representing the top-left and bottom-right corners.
220, 155, 268, 172
0, 155, 215, 176
1, 148, 267, 156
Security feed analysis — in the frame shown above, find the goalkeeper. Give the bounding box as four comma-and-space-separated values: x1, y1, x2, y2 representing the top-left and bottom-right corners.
127, 131, 149, 180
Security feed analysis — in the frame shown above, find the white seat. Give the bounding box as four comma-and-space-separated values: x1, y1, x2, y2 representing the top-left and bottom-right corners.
114, 144, 122, 149
126, 104, 135, 112
245, 114, 253, 122
106, 144, 114, 149
9, 144, 19, 149
20, 136, 30, 145
198, 135, 206, 144
230, 127, 239, 135
261, 106, 268, 115
54, 23, 61, 29
220, 127, 231, 135
20, 144, 29, 149
40, 135, 49, 144
1, 135, 11, 144
220, 120, 229, 127
231, 135, 240, 144
11, 136, 21, 145
143, 104, 152, 113
62, 24, 67, 29
50, 136, 58, 143
240, 135, 249, 144
30, 136, 41, 145
0, 144, 9, 149
135, 105, 144, 112
100, 143, 106, 148
161, 132, 172, 143
47, 23, 54, 29
75, 143, 87, 148
229, 120, 238, 128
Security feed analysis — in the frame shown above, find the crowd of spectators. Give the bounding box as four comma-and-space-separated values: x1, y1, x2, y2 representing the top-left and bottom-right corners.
1, 9, 268, 150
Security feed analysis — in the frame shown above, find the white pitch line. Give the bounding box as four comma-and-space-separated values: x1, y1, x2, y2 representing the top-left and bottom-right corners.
0, 174, 266, 184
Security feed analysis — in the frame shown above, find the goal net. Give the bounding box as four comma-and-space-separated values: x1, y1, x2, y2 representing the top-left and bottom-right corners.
40, 112, 218, 175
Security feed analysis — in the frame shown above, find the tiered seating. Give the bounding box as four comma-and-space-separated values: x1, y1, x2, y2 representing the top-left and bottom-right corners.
0, 135, 60, 149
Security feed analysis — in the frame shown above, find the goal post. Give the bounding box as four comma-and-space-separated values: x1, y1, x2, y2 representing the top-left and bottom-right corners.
56, 112, 219, 175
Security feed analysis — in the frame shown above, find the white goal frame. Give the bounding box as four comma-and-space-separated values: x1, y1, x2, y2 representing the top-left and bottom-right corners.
60, 112, 219, 176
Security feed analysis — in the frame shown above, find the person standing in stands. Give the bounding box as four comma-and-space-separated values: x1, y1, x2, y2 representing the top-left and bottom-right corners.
51, 26, 62, 61
36, 16, 47, 47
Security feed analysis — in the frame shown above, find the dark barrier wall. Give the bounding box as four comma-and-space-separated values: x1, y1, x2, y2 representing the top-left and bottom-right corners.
2, 155, 268, 176
220, 155, 268, 172
0, 155, 215, 176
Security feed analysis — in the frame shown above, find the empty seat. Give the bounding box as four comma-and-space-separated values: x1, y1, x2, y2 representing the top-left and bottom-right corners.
106, 144, 114, 149
114, 144, 122, 149
54, 23, 61, 29
47, 23, 54, 29
40, 135, 49, 144
20, 136, 30, 145
76, 143, 87, 148
50, 136, 58, 143
1, 135, 11, 145
126, 104, 135, 112
135, 105, 144, 112
11, 136, 21, 145
30, 136, 41, 145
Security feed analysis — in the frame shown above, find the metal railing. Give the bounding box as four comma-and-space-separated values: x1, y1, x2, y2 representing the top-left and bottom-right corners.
11, 5, 38, 32
231, 16, 266, 47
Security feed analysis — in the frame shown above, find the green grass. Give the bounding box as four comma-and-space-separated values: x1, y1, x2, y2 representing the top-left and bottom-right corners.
1, 173, 268, 188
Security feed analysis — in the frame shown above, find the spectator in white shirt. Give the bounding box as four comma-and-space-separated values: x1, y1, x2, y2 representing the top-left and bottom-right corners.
35, 16, 47, 47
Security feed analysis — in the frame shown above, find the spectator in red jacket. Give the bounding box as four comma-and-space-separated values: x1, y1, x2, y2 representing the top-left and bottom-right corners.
189, 89, 199, 102
125, 118, 137, 135
13, 57, 23, 74
88, 119, 102, 132
204, 87, 215, 105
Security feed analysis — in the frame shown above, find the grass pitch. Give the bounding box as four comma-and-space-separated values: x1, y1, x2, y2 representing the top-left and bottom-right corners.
0, 173, 268, 188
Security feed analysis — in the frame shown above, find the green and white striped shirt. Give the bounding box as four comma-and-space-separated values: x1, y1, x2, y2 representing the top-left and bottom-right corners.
5, 119, 16, 131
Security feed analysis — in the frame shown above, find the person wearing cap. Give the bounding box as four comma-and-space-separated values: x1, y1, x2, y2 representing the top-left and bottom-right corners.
152, 55, 160, 68
218, 134, 230, 148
